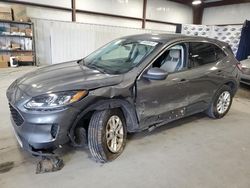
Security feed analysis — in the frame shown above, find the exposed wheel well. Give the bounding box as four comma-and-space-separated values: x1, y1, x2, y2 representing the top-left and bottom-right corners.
70, 99, 139, 146
225, 81, 237, 95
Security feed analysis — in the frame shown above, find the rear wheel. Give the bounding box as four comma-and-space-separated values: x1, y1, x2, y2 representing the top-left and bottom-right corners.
88, 109, 127, 163
206, 85, 233, 119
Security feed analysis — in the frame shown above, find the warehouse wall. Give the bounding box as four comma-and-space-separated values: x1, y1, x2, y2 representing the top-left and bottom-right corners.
76, 0, 192, 29
202, 3, 250, 25
146, 0, 193, 24
1, 0, 193, 28
0, 1, 72, 21
33, 19, 174, 65
76, 0, 143, 19
0, 0, 191, 65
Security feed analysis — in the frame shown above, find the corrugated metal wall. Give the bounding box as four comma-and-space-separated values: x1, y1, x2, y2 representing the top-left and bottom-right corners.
32, 19, 176, 65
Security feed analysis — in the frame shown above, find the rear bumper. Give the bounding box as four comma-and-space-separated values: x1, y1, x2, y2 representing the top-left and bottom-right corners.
240, 74, 250, 85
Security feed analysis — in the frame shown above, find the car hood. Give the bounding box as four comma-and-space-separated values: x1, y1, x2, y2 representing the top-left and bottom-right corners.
13, 61, 123, 97
241, 59, 250, 69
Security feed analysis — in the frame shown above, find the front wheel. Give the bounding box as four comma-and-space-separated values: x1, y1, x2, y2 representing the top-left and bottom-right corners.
88, 109, 127, 163
206, 85, 233, 119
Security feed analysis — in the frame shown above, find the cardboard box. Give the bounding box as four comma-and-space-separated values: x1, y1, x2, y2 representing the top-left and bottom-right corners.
25, 28, 32, 36
0, 55, 10, 68
11, 43, 21, 50
10, 27, 19, 33
19, 28, 26, 34
0, 7, 12, 21
18, 55, 33, 62
12, 52, 32, 56
24, 38, 32, 50
12, 5, 29, 22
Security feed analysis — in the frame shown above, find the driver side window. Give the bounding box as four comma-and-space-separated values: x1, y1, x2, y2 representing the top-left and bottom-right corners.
152, 44, 187, 73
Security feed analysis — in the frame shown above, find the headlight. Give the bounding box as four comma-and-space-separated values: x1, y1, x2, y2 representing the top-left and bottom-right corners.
25, 90, 88, 109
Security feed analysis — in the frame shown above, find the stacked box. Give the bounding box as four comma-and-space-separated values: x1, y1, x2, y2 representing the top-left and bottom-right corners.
12, 5, 29, 22
0, 55, 10, 68
0, 7, 12, 21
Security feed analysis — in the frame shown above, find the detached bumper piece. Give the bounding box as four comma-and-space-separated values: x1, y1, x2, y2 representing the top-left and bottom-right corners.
36, 156, 64, 174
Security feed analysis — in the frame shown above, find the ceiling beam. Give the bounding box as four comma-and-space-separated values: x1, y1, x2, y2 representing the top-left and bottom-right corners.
142, 0, 147, 28
71, 0, 76, 22
205, 0, 250, 8
193, 4, 204, 24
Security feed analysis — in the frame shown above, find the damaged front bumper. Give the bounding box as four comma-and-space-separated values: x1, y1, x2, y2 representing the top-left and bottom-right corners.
9, 103, 79, 156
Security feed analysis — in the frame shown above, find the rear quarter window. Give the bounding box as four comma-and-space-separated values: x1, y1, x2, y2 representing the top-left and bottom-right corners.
189, 42, 226, 68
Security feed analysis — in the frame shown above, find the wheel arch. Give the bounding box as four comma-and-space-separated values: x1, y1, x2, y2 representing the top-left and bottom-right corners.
224, 80, 238, 96
68, 98, 139, 145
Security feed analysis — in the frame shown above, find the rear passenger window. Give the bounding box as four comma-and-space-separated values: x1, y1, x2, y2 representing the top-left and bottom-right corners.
189, 42, 216, 67
214, 46, 226, 60
189, 42, 226, 68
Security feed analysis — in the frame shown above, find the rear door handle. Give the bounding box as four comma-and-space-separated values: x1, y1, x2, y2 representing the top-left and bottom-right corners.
216, 70, 223, 75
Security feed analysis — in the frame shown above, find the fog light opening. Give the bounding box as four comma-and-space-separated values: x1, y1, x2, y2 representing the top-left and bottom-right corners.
50, 124, 59, 139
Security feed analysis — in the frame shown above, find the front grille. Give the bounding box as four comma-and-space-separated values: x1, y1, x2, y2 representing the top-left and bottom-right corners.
9, 104, 24, 126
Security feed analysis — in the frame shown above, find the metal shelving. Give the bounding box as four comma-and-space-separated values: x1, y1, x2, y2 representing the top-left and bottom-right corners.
0, 19, 36, 65
0, 34, 32, 38
0, 19, 32, 25
0, 49, 33, 52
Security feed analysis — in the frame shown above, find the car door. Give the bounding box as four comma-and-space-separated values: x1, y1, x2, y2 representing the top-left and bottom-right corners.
185, 42, 228, 113
135, 43, 191, 129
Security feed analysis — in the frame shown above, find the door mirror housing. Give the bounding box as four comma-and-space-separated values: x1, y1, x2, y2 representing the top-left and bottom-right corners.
143, 67, 168, 80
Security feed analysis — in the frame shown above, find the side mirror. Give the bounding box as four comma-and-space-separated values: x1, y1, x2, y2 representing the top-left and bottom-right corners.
143, 67, 168, 80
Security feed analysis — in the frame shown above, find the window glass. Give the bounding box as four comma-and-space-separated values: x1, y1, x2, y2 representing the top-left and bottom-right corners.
214, 45, 226, 60
152, 44, 186, 73
101, 44, 132, 60
83, 39, 159, 74
189, 42, 217, 67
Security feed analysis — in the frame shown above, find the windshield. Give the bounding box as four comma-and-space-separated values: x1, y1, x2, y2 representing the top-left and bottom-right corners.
83, 39, 159, 74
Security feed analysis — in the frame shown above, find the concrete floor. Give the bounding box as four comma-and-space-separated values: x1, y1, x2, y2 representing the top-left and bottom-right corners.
0, 66, 250, 188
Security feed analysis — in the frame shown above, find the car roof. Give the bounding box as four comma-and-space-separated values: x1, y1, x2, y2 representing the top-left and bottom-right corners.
122, 33, 227, 47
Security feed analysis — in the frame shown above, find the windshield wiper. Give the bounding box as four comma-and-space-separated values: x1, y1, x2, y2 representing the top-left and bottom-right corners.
77, 58, 84, 64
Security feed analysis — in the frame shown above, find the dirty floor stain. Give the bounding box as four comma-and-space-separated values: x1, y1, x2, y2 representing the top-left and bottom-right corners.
0, 161, 14, 174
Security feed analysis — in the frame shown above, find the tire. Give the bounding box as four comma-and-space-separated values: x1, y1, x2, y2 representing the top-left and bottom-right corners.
206, 85, 233, 119
88, 108, 127, 163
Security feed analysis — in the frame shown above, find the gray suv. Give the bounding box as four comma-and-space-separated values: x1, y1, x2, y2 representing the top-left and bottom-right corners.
7, 34, 241, 162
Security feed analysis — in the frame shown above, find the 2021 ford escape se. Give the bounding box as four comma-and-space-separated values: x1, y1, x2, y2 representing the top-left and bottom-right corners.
7, 33, 241, 162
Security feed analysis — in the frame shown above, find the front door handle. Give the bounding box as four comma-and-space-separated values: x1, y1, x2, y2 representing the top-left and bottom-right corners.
178, 78, 188, 83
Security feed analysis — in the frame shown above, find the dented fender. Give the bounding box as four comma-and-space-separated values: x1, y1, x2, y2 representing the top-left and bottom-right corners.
68, 98, 140, 144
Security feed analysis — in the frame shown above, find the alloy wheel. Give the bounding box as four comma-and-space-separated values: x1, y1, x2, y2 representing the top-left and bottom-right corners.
217, 91, 231, 114
105, 115, 124, 153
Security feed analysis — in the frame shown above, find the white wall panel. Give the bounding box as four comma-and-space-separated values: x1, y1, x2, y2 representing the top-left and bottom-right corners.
12, 0, 71, 8
32, 19, 53, 65
33, 19, 174, 65
0, 2, 72, 21
27, 7, 72, 21
76, 13, 142, 28
145, 22, 176, 32
76, 0, 143, 18
146, 0, 193, 24
202, 3, 250, 25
